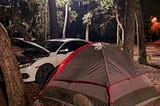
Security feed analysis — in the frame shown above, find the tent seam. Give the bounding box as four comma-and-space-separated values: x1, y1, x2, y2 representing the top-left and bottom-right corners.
101, 43, 112, 105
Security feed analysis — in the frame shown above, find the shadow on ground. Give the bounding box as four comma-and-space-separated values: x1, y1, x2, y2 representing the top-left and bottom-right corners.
0, 82, 42, 106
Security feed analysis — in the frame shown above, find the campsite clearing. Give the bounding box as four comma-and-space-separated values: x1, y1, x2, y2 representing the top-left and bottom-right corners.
0, 42, 160, 106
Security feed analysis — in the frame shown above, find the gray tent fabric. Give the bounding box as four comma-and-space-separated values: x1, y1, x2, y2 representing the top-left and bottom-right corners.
38, 42, 160, 106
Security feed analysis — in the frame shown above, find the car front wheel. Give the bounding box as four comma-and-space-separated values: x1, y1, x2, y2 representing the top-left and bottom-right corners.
35, 63, 54, 84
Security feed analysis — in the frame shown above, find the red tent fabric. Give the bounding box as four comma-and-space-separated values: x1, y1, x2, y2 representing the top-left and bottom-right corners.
37, 42, 160, 106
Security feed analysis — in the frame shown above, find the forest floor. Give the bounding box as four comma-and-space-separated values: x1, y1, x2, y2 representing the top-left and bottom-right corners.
134, 40, 160, 92
1, 40, 160, 106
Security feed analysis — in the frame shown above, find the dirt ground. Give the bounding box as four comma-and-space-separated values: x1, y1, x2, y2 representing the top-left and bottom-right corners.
0, 82, 42, 106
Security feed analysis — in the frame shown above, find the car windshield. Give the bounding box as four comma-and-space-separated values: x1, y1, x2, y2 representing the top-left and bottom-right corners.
38, 41, 64, 52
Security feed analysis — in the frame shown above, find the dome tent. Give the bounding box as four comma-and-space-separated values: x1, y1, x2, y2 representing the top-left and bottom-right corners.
36, 42, 160, 106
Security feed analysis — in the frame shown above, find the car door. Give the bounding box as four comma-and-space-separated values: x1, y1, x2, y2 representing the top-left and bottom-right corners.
56, 41, 89, 64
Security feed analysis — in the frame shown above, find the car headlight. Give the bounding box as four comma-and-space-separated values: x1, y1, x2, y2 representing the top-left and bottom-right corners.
19, 63, 32, 68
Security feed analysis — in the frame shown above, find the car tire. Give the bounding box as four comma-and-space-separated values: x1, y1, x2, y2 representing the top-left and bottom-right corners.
35, 63, 54, 84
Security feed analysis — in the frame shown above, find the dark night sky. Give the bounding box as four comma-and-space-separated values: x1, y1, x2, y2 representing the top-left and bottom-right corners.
141, 0, 160, 19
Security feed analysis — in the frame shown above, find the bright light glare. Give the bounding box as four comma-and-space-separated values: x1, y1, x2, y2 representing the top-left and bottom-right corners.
151, 17, 157, 23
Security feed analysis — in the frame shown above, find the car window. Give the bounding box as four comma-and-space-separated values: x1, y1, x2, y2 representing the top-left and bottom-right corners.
58, 41, 89, 53
39, 41, 63, 52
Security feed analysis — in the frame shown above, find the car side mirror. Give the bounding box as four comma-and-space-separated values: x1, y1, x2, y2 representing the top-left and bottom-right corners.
58, 48, 69, 54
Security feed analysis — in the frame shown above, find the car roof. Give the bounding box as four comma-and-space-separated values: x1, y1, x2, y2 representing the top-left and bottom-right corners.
46, 38, 89, 42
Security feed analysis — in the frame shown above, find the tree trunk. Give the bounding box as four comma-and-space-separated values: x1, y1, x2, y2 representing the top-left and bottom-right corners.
44, 0, 48, 40
135, 13, 139, 60
136, 0, 147, 64
48, 0, 59, 39
123, 0, 136, 59
116, 24, 120, 45
62, 3, 68, 38
85, 24, 89, 41
0, 23, 25, 106
115, 4, 124, 46
23, 31, 32, 41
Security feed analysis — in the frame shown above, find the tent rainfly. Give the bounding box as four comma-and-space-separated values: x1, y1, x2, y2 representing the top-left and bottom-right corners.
36, 42, 160, 106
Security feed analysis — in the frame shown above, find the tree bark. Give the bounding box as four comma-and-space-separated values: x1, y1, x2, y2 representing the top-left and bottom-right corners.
136, 0, 147, 64
48, 0, 59, 39
0, 23, 25, 106
116, 23, 120, 45
85, 24, 89, 41
123, 0, 136, 59
62, 3, 68, 38
115, 4, 124, 46
135, 13, 139, 60
44, 0, 48, 40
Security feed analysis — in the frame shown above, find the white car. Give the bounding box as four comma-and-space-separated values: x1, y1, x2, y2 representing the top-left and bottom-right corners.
14, 38, 89, 83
